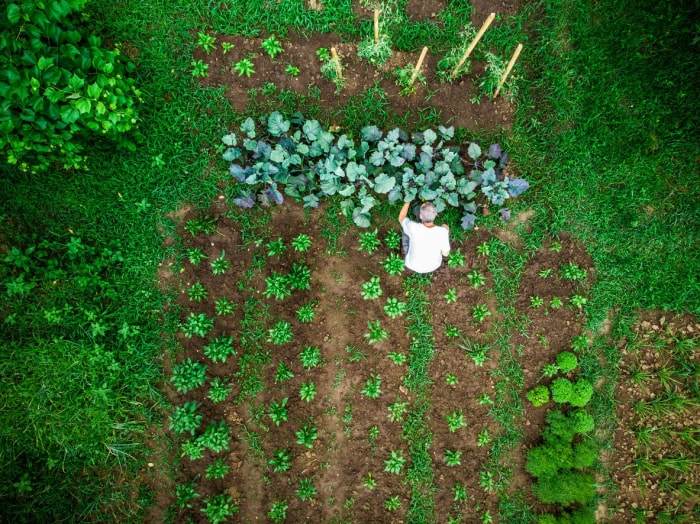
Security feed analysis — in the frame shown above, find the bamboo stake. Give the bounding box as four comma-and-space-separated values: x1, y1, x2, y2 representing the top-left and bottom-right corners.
450, 12, 495, 78
374, 9, 380, 44
409, 46, 429, 87
330, 47, 342, 79
494, 43, 523, 98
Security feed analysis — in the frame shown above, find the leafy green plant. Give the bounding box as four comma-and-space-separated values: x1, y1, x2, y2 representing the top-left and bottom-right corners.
444, 449, 462, 466
542, 363, 559, 377
263, 272, 291, 301
299, 346, 322, 369
214, 297, 236, 316
316, 48, 330, 61
550, 296, 564, 309
269, 449, 292, 472
192, 59, 209, 77
357, 34, 392, 66
477, 393, 494, 405
364, 320, 389, 344
296, 302, 317, 323
268, 398, 289, 426
446, 410, 468, 432
477, 242, 490, 257
285, 63, 300, 76
346, 345, 367, 362
300, 382, 317, 402
197, 421, 232, 453
188, 282, 208, 302
384, 450, 406, 474
560, 262, 587, 281
169, 401, 202, 435
477, 52, 521, 102
471, 304, 492, 323
171, 358, 207, 394
368, 425, 379, 447
182, 313, 215, 338
436, 25, 478, 81
361, 374, 382, 399
387, 352, 407, 365
446, 373, 458, 386
550, 378, 574, 404
203, 336, 235, 363
176, 481, 200, 509
478, 428, 491, 447
208, 377, 232, 403
296, 477, 317, 501
291, 233, 312, 252
452, 483, 467, 503
570, 295, 588, 311
267, 238, 287, 257
556, 351, 579, 373
205, 458, 230, 480
196, 32, 216, 53
268, 500, 288, 523
185, 216, 218, 236
467, 269, 486, 287
447, 250, 466, 267
444, 325, 462, 338
221, 42, 234, 53
384, 298, 407, 319
296, 424, 318, 448
267, 321, 293, 344
362, 472, 377, 490
539, 268, 553, 278
385, 495, 401, 511
210, 251, 231, 275
233, 58, 255, 77
444, 287, 458, 304
382, 253, 405, 275
288, 262, 311, 291
358, 229, 381, 253
529, 296, 544, 308
181, 438, 205, 460
394, 63, 425, 95
275, 362, 294, 383
319, 50, 345, 91
385, 230, 402, 250
261, 35, 284, 58
186, 248, 208, 265
387, 398, 408, 423
569, 379, 594, 407
571, 335, 589, 354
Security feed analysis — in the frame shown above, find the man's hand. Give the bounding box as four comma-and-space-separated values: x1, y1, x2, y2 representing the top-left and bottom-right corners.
398, 202, 410, 225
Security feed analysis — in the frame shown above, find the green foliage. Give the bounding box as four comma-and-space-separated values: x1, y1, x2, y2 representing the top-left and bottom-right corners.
357, 34, 393, 66
477, 428, 491, 447
1, 0, 140, 172
532, 472, 596, 505
197, 420, 231, 453
572, 440, 599, 469
550, 378, 574, 404
358, 229, 381, 253
261, 35, 284, 58
203, 336, 235, 363
234, 58, 255, 77
385, 495, 401, 511
471, 304, 492, 322
527, 385, 550, 407
361, 275, 383, 299
446, 410, 467, 432
186, 248, 207, 265
436, 25, 477, 81
208, 377, 232, 404
447, 249, 466, 267
205, 458, 230, 480
296, 301, 317, 323
444, 449, 462, 466
363, 472, 377, 489
385, 230, 402, 250
176, 481, 199, 509
214, 297, 236, 316
182, 312, 215, 338
556, 351, 579, 373
263, 271, 291, 300
296, 477, 317, 501
387, 351, 407, 365
384, 297, 407, 319
382, 253, 405, 275
560, 262, 587, 282
384, 450, 406, 474
530, 296, 544, 308
268, 500, 288, 523
299, 345, 322, 369
569, 379, 594, 407
267, 237, 287, 257
267, 321, 293, 344
187, 282, 208, 301
444, 287, 458, 304
550, 296, 564, 309
299, 382, 317, 402
269, 449, 292, 472
268, 398, 289, 426
467, 269, 486, 288
285, 63, 300, 76
387, 398, 408, 423
361, 374, 382, 399
295, 423, 318, 448
210, 251, 231, 275
185, 216, 217, 236
445, 372, 458, 386
291, 233, 312, 252
196, 32, 216, 53
394, 63, 425, 95
288, 262, 311, 290
274, 362, 294, 383
477, 52, 521, 102
169, 401, 202, 436
542, 363, 559, 377
364, 319, 389, 344
171, 358, 207, 394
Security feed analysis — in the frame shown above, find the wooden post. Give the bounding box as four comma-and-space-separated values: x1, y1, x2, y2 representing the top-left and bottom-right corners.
330, 47, 342, 79
374, 9, 380, 44
494, 43, 523, 98
409, 46, 429, 87
450, 13, 496, 78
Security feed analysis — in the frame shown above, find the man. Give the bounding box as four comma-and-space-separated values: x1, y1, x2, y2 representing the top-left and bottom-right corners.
398, 201, 450, 273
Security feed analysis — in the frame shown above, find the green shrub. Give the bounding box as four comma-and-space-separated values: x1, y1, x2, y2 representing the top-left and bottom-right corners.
525, 445, 565, 479
556, 351, 578, 373
550, 377, 574, 403
536, 515, 557, 524
569, 409, 595, 434
569, 379, 594, 407
572, 440, 599, 469
526, 385, 550, 407
532, 471, 596, 505
1, 0, 140, 172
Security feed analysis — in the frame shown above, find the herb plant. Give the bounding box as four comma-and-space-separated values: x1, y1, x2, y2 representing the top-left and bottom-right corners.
203, 336, 235, 363
477, 242, 490, 257
471, 304, 492, 323
446, 373, 458, 386
181, 439, 205, 460
267, 238, 287, 257
214, 297, 236, 316
221, 42, 234, 53
446, 410, 468, 432
269, 449, 292, 472
288, 263, 311, 290
530, 296, 544, 308
385, 230, 402, 250
261, 35, 284, 58
452, 483, 467, 503
205, 458, 230, 480
467, 269, 486, 287
384, 298, 407, 319
365, 320, 389, 344
550, 296, 564, 309
291, 233, 312, 252
263, 272, 291, 301
197, 420, 232, 453
171, 358, 207, 394
285, 63, 300, 76
361, 374, 382, 399
384, 450, 406, 474
478, 428, 491, 447
394, 64, 425, 95
300, 382, 317, 402
556, 351, 578, 373
570, 295, 588, 311
357, 34, 392, 66
560, 262, 587, 281
445, 287, 458, 304
362, 472, 377, 490
169, 401, 202, 435
176, 481, 199, 509
361, 276, 382, 299
387, 352, 407, 365
233, 58, 255, 77
387, 398, 408, 423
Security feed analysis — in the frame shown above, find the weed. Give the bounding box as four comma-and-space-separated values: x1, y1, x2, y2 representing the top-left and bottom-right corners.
539, 268, 553, 278
185, 215, 217, 236
345, 344, 367, 362
444, 324, 462, 338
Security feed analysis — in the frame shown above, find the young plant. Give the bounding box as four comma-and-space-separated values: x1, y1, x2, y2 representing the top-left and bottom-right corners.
539, 268, 553, 278
477, 393, 494, 405
268, 500, 288, 523
187, 282, 208, 302
208, 377, 232, 404
263, 272, 291, 301
316, 48, 330, 61
261, 35, 284, 58
362, 472, 377, 490
357, 33, 392, 66
447, 249, 466, 268
182, 312, 214, 338
361, 374, 382, 399
387, 352, 407, 365
477, 428, 492, 447
368, 425, 379, 447
205, 458, 231, 480
299, 345, 322, 369
446, 410, 468, 432
214, 297, 236, 315
267, 321, 293, 344
295, 423, 318, 448
233, 58, 255, 77
444, 324, 462, 338
186, 247, 207, 265
477, 242, 490, 257
169, 401, 203, 435
185, 215, 217, 236
384, 297, 407, 319
346, 344, 367, 362
197, 421, 232, 453
285, 63, 300, 76
467, 269, 486, 288
210, 250, 231, 275
268, 398, 289, 426
471, 304, 492, 323
171, 358, 207, 394
300, 382, 317, 402
203, 336, 235, 363
384, 450, 406, 474
444, 449, 462, 467
200, 493, 238, 524
191, 59, 209, 77
387, 398, 408, 423
477, 52, 520, 102
319, 49, 345, 91
275, 362, 294, 383
570, 295, 588, 311
358, 229, 381, 254
394, 63, 425, 95
221, 42, 234, 53
444, 287, 458, 304
542, 363, 559, 377
296, 302, 317, 323
181, 438, 205, 460
287, 262, 311, 290
364, 319, 389, 344
446, 373, 458, 386
269, 448, 292, 472
291, 233, 312, 252
550, 296, 564, 309
556, 351, 578, 373
529, 296, 544, 308
296, 478, 317, 502
176, 480, 200, 509
550, 241, 563, 252
267, 237, 287, 257
452, 483, 467, 503
196, 32, 216, 53
385, 495, 401, 511
382, 253, 405, 275
560, 262, 587, 281
385, 230, 402, 250
527, 385, 551, 407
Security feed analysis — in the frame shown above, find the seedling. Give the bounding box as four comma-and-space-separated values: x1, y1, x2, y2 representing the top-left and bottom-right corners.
171, 358, 207, 394
446, 410, 468, 432
368, 425, 379, 447
285, 63, 300, 76
210, 250, 231, 275
268, 500, 288, 523
445, 288, 458, 304
444, 449, 462, 466
477, 393, 494, 405
182, 312, 214, 338
362, 472, 377, 489
191, 59, 209, 77
299, 345, 322, 369
196, 32, 216, 53
447, 249, 466, 267
186, 247, 207, 265
446, 373, 458, 386
187, 282, 208, 302
233, 58, 255, 77
560, 262, 587, 281
385, 230, 401, 250
361, 374, 382, 399
267, 321, 293, 344
394, 63, 426, 95
526, 385, 550, 406
387, 352, 407, 365
203, 336, 235, 363
291, 233, 312, 252
288, 262, 311, 290
550, 296, 564, 309
444, 324, 462, 338
205, 458, 230, 480
346, 344, 367, 362
176, 481, 199, 509
477, 428, 491, 447
529, 296, 544, 308
208, 377, 232, 403
267, 237, 287, 257
482, 510, 494, 524
542, 363, 559, 377
269, 449, 292, 472
320, 47, 345, 92
467, 269, 486, 288
571, 335, 589, 353
214, 297, 236, 315
185, 215, 217, 236
364, 320, 389, 344
316, 48, 331, 61
197, 420, 231, 453
169, 401, 203, 435
570, 294, 588, 311
361, 276, 382, 299
471, 304, 492, 323
296, 478, 317, 501
539, 268, 553, 278
387, 398, 408, 423
384, 450, 406, 474
295, 424, 318, 448
275, 362, 294, 383
452, 483, 467, 503
385, 495, 401, 511
358, 229, 381, 253
550, 241, 562, 252
181, 439, 205, 460
300, 382, 317, 402
268, 398, 289, 426
382, 253, 405, 275
296, 302, 317, 323
261, 35, 284, 58
477, 242, 490, 257
221, 42, 234, 53
384, 297, 407, 319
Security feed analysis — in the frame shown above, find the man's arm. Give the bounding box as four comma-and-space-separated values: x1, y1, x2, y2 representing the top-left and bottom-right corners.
398, 202, 410, 225
441, 226, 450, 257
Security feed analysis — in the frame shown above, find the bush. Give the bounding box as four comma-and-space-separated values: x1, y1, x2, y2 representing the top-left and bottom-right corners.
1, 1, 140, 172
556, 351, 578, 373
550, 377, 574, 403
572, 439, 599, 469
526, 385, 551, 407
569, 409, 595, 434
536, 516, 557, 524
569, 379, 594, 407
526, 444, 571, 479
532, 471, 596, 505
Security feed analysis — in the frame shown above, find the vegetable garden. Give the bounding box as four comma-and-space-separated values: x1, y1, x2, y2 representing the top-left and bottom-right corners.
1, 0, 699, 523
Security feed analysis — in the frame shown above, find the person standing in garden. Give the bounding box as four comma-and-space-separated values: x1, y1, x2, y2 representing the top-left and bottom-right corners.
399, 201, 451, 273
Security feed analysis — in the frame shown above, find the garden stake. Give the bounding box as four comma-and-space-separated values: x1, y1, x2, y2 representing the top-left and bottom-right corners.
494, 43, 523, 98
450, 12, 496, 79
409, 46, 429, 88
330, 47, 343, 79
374, 9, 380, 44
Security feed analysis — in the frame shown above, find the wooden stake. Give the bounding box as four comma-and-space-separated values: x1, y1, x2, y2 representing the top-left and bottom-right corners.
374, 9, 380, 44
450, 12, 495, 78
330, 47, 342, 79
494, 43, 523, 98
409, 46, 429, 87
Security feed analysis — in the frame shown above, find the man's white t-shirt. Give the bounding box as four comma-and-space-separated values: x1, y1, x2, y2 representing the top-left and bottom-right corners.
401, 218, 450, 273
